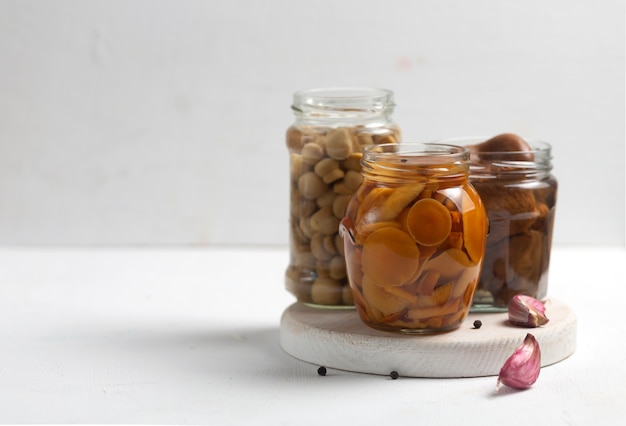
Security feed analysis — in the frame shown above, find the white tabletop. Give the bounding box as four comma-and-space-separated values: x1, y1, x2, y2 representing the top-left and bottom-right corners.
0, 245, 624, 425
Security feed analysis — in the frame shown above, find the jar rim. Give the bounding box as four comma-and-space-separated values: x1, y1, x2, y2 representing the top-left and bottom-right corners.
292, 87, 394, 114
364, 142, 469, 160
361, 143, 470, 178
432, 136, 552, 155
432, 137, 554, 177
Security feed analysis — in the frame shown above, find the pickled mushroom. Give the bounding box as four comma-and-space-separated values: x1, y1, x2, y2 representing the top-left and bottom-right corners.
423, 248, 472, 280
467, 133, 534, 162
361, 227, 420, 287
415, 269, 441, 295
405, 198, 452, 246
362, 275, 410, 316
356, 220, 402, 239
384, 285, 419, 305
378, 183, 425, 222
407, 297, 461, 321
461, 191, 488, 264
431, 281, 453, 306
356, 187, 393, 225
311, 277, 342, 305
468, 133, 531, 153
475, 186, 537, 243
325, 128, 353, 160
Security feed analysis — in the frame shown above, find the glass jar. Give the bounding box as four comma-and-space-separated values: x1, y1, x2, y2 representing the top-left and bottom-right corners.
285, 87, 400, 307
340, 143, 488, 333
448, 135, 557, 311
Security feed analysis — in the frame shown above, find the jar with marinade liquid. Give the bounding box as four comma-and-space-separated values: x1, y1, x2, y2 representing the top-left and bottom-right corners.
285, 88, 400, 307
340, 143, 488, 333
444, 134, 557, 311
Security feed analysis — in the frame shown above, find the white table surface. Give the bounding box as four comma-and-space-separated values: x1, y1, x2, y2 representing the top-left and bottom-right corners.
0, 245, 624, 425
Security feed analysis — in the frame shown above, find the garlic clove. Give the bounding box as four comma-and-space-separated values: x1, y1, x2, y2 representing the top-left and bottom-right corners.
508, 294, 549, 328
497, 333, 541, 390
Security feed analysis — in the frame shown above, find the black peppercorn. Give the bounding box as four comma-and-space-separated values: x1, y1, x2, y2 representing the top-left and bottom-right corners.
473, 320, 482, 329
390, 370, 399, 380
317, 366, 327, 376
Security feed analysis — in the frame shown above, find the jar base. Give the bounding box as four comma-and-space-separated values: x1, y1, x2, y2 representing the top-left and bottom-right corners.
361, 320, 461, 335
469, 304, 508, 313
303, 302, 356, 310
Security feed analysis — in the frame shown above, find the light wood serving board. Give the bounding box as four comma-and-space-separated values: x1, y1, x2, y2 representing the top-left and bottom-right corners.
280, 299, 576, 378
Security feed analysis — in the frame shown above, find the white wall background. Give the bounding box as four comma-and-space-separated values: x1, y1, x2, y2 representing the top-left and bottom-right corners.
0, 0, 623, 246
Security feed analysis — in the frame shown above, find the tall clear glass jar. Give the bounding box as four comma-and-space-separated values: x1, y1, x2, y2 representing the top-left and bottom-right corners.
340, 143, 488, 333
446, 135, 557, 311
285, 87, 400, 307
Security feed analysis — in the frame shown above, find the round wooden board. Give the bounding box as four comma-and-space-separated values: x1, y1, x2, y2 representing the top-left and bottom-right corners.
280, 299, 576, 378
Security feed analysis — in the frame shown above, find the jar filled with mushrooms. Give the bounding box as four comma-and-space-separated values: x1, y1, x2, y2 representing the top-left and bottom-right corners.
443, 134, 557, 311
340, 143, 488, 333
285, 88, 400, 307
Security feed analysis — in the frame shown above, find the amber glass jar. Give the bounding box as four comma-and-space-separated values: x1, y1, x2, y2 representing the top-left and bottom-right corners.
450, 136, 557, 311
285, 88, 400, 307
340, 143, 488, 333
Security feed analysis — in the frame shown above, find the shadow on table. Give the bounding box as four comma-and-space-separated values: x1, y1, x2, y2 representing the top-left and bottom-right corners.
72, 322, 311, 383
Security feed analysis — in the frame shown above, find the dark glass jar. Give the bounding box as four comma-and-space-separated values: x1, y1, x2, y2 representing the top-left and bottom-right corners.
340, 143, 488, 333
451, 136, 557, 311
285, 88, 400, 307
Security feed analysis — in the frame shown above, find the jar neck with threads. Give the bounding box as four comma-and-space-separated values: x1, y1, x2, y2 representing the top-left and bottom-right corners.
291, 87, 395, 128
463, 139, 554, 181
361, 143, 470, 186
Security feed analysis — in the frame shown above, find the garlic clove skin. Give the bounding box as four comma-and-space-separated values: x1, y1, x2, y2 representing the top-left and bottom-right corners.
508, 294, 549, 328
497, 333, 541, 390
